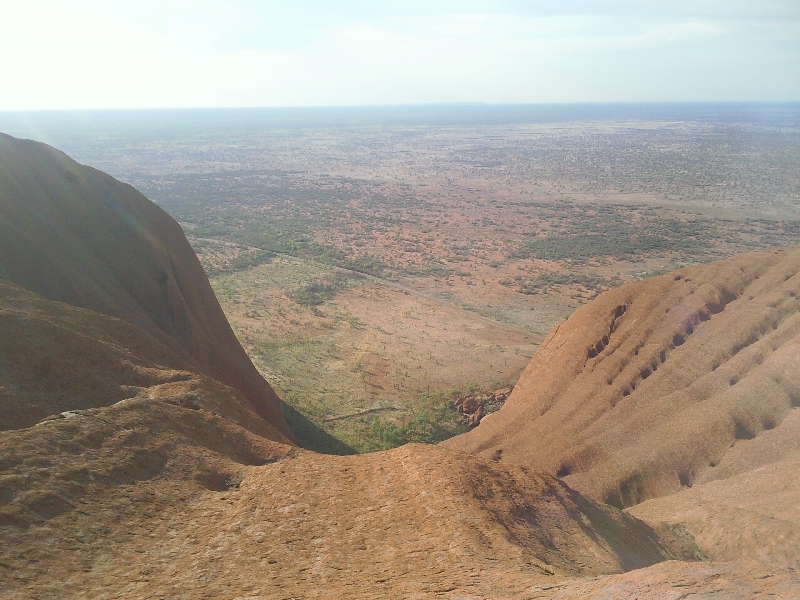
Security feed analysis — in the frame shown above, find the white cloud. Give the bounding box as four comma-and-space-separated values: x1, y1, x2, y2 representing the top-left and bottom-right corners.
0, 0, 796, 109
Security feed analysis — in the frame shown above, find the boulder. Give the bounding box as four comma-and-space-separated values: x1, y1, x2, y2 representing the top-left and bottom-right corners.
461, 396, 482, 414
469, 406, 484, 426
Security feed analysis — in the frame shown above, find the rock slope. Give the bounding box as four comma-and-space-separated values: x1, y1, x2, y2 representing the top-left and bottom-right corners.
0, 132, 290, 436
445, 247, 800, 502
0, 281, 701, 598
444, 245, 800, 578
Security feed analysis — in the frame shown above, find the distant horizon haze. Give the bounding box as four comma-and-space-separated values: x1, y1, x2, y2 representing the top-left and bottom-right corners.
2, 102, 799, 157
0, 1, 798, 110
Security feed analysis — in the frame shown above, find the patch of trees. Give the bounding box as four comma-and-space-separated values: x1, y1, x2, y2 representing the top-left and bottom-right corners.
291, 272, 362, 306
505, 271, 620, 295
512, 217, 711, 263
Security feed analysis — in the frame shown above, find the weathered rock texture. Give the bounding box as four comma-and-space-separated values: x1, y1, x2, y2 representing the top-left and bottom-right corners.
0, 280, 290, 442
629, 445, 800, 571
0, 283, 701, 598
445, 246, 800, 582
521, 560, 800, 599
0, 132, 291, 437
445, 247, 800, 503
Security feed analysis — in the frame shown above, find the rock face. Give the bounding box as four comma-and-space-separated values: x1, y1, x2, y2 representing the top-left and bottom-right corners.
0, 281, 291, 442
444, 246, 800, 574
461, 395, 482, 414
0, 133, 291, 438
628, 442, 800, 571
1, 429, 698, 598
0, 280, 699, 598
0, 280, 293, 530
521, 561, 800, 599
445, 247, 800, 503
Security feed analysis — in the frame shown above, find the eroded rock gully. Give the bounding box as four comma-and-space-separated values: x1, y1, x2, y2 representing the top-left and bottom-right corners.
445, 247, 800, 502
445, 246, 800, 584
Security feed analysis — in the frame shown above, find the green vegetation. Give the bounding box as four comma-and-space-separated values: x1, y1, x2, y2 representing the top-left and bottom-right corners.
155, 172, 412, 277
347, 391, 469, 453
189, 239, 275, 277
516, 233, 670, 261
291, 272, 362, 306
279, 381, 519, 454
508, 205, 715, 264
277, 384, 478, 455
208, 259, 524, 456
227, 249, 274, 272
503, 271, 622, 295
280, 400, 357, 455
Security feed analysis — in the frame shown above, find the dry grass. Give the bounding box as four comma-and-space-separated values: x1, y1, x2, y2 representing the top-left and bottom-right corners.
209, 256, 539, 451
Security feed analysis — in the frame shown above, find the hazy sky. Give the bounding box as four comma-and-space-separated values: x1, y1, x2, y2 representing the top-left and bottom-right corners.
1, 1, 798, 110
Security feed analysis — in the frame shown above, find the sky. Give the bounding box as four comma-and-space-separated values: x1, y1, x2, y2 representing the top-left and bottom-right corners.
0, 1, 798, 110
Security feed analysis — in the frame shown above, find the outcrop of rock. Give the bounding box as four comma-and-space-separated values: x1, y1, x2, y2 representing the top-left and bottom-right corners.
0, 280, 695, 598
454, 388, 511, 427
0, 286, 699, 597
627, 410, 800, 571
445, 247, 800, 502
444, 246, 800, 575
0, 281, 698, 597
0, 281, 291, 441
2, 429, 698, 598
0, 133, 291, 437
0, 280, 293, 527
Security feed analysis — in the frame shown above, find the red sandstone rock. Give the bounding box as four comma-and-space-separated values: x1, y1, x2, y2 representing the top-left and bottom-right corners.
462, 396, 482, 414
0, 133, 291, 438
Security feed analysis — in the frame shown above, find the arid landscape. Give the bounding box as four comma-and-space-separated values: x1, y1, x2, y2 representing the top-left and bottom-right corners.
1, 103, 800, 598
2, 105, 798, 451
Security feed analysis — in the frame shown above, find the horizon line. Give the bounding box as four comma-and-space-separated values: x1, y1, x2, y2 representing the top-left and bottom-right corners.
2, 100, 800, 114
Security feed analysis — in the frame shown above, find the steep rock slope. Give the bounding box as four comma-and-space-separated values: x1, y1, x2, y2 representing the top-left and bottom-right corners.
629, 446, 800, 570
445, 246, 800, 508
0, 281, 291, 441
0, 132, 290, 437
444, 246, 800, 575
0, 280, 293, 527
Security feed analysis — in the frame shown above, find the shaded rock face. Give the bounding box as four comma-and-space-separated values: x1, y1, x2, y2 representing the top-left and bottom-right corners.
0, 280, 293, 531
0, 281, 291, 444
444, 246, 800, 509
0, 133, 291, 438
628, 443, 800, 572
